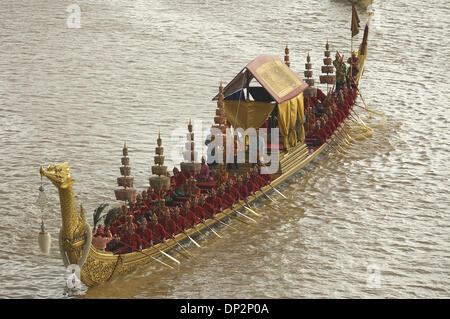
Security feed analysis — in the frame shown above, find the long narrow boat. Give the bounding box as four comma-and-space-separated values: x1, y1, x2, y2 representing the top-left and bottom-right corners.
39, 16, 370, 288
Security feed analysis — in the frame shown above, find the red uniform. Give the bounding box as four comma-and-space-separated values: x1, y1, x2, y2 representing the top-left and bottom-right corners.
202, 201, 215, 218
194, 205, 208, 220
137, 227, 153, 248
262, 173, 272, 184
162, 218, 177, 237
150, 223, 167, 244
175, 215, 188, 232
221, 191, 235, 208
246, 180, 259, 194
186, 209, 199, 227
255, 175, 266, 188
316, 88, 327, 103
231, 186, 243, 201
238, 184, 249, 199
119, 232, 142, 253
174, 172, 187, 189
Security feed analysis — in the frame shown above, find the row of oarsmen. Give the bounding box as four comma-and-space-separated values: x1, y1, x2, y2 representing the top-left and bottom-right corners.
91, 166, 271, 254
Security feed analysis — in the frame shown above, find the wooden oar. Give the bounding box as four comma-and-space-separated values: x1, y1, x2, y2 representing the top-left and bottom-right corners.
351, 109, 371, 130
237, 201, 261, 217
226, 212, 250, 225
213, 216, 239, 231
175, 224, 201, 248
117, 240, 174, 270
199, 220, 222, 238
259, 187, 276, 203
356, 103, 384, 117
186, 222, 206, 241
267, 184, 287, 200
231, 207, 257, 223
184, 231, 201, 248
349, 111, 371, 131
335, 125, 352, 145
170, 234, 195, 257
350, 75, 384, 118
326, 140, 346, 155
159, 239, 190, 260
158, 248, 181, 265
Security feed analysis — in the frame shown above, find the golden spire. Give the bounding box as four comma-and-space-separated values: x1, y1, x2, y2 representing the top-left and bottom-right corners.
284, 44, 290, 67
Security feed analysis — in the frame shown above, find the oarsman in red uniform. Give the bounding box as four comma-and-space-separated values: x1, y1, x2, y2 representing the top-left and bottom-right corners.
179, 200, 189, 218
217, 186, 231, 209
317, 119, 328, 144
173, 167, 187, 197
136, 219, 153, 248
237, 177, 249, 200
338, 91, 350, 116
326, 109, 338, 132
251, 166, 266, 189
117, 228, 143, 254
206, 189, 223, 215
147, 187, 159, 202
154, 198, 170, 219
148, 214, 167, 245
193, 196, 208, 221
231, 179, 244, 201
257, 158, 272, 185
244, 172, 259, 195
221, 183, 236, 208
322, 115, 333, 138
116, 206, 127, 226
171, 206, 188, 233
199, 194, 214, 219
161, 211, 177, 238
186, 202, 200, 227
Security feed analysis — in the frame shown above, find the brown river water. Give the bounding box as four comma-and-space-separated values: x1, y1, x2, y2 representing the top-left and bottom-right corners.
0, 0, 449, 298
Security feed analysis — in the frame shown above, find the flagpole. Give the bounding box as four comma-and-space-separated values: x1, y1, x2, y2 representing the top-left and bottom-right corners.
350, 1, 354, 80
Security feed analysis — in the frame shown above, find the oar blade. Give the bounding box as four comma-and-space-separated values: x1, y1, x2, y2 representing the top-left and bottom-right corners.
159, 249, 181, 264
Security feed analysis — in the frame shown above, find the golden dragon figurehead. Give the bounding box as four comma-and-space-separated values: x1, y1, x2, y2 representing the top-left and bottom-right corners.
39, 162, 87, 259
40, 162, 74, 189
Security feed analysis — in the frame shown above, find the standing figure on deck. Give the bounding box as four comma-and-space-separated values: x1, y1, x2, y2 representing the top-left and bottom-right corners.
333, 52, 347, 92
347, 51, 359, 84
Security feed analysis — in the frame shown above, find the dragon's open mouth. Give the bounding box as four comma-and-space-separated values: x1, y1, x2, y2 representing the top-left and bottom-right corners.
40, 162, 74, 188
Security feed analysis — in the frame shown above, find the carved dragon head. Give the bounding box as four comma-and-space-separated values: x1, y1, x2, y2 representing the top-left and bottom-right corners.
40, 162, 75, 189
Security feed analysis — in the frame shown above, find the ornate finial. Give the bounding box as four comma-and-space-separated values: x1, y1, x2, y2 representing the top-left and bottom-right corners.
284, 44, 290, 67
303, 52, 316, 97
157, 132, 162, 147
320, 40, 336, 85
149, 133, 170, 193
115, 143, 137, 202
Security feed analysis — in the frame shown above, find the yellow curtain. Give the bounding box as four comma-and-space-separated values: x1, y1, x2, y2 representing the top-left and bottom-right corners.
297, 93, 305, 143
277, 93, 304, 149
224, 100, 275, 130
